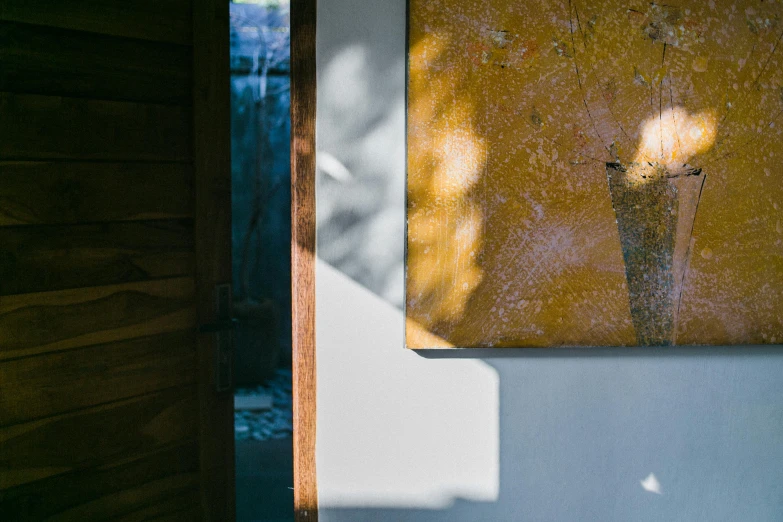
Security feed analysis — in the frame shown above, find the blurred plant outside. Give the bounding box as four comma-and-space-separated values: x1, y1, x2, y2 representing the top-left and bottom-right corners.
230, 0, 292, 386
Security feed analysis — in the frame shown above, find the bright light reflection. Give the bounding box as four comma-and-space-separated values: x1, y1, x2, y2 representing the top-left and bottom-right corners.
630, 107, 718, 182
640, 472, 663, 495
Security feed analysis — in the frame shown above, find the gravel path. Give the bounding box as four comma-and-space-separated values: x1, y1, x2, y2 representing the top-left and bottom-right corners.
234, 369, 293, 441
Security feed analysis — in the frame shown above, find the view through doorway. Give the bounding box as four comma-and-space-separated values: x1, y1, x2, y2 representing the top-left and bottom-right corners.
230, 1, 294, 520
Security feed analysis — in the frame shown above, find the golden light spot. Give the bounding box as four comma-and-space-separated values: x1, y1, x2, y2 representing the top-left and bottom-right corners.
407, 26, 486, 331
630, 107, 718, 183
701, 247, 714, 259
429, 130, 486, 199
409, 33, 448, 76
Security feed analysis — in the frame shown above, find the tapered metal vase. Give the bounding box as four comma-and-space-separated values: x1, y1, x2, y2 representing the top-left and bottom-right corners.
606, 163, 705, 346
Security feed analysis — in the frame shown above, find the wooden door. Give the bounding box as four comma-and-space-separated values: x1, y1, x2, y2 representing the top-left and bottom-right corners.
0, 0, 234, 520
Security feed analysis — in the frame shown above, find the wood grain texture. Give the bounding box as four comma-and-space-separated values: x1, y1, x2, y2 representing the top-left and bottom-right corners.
0, 219, 194, 296
0, 93, 191, 162
0, 21, 191, 104
0, 1, 215, 518
0, 331, 197, 426
0, 162, 193, 226
0, 385, 198, 490
0, 22, 191, 105
291, 0, 318, 519
0, 0, 192, 45
0, 277, 196, 361
0, 441, 199, 521
193, 0, 235, 519
111, 489, 201, 522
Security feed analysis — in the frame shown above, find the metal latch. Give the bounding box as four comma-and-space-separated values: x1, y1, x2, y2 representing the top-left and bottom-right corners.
200, 283, 235, 393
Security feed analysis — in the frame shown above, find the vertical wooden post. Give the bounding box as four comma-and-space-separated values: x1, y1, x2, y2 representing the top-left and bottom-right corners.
290, 0, 318, 519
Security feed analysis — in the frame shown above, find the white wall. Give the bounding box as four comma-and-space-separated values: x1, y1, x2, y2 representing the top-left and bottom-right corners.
315, 1, 783, 520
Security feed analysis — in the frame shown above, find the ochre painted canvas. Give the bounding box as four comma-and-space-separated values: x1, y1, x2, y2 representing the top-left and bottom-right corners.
406, 0, 783, 348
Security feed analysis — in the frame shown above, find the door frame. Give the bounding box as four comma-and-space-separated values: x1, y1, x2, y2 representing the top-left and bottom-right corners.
193, 0, 235, 520
290, 0, 318, 520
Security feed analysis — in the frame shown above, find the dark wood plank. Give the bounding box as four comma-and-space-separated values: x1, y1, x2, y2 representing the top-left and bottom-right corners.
0, 277, 196, 361
0, 93, 191, 162
0, 0, 191, 45
0, 385, 198, 490
0, 331, 197, 426
111, 489, 201, 522
193, 0, 234, 519
0, 21, 191, 104
291, 0, 318, 520
111, 488, 200, 521
0, 219, 194, 296
0, 161, 193, 226
0, 442, 199, 521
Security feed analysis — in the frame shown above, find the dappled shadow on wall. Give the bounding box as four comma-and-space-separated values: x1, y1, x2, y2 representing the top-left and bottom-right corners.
317, 260, 783, 522
316, 29, 408, 307
405, 0, 783, 348
315, 2, 783, 520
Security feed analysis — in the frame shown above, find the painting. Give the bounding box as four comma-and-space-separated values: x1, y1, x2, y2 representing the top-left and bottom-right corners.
406, 0, 783, 348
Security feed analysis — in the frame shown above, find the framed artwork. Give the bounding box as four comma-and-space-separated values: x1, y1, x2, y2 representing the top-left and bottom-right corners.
405, 0, 783, 348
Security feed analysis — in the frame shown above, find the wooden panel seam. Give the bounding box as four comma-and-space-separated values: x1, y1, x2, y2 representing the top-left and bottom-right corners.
0, 92, 192, 162
0, 277, 197, 361
0, 20, 192, 105
110, 487, 202, 522
0, 385, 199, 490
0, 161, 194, 226
0, 219, 195, 296
0, 330, 198, 426
0, 439, 200, 521
0, 0, 193, 45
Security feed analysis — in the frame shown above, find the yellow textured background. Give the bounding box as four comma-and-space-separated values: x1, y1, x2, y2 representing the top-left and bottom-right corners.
406, 0, 783, 347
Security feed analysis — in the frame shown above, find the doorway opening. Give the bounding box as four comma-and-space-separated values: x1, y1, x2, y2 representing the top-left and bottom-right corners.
230, 1, 293, 520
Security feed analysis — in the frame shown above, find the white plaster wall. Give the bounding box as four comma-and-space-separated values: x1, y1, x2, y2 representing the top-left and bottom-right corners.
315, 1, 783, 520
